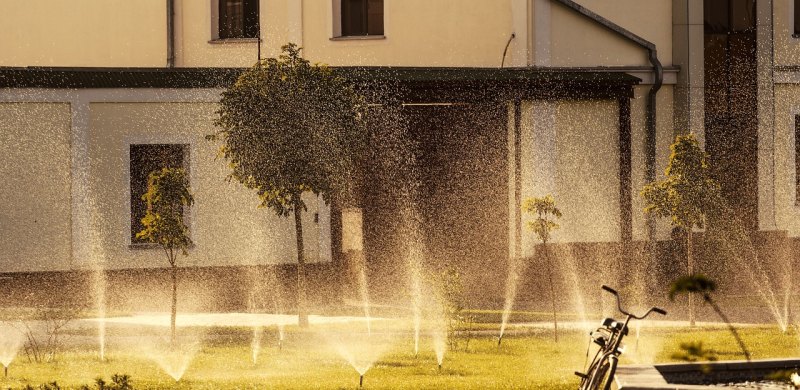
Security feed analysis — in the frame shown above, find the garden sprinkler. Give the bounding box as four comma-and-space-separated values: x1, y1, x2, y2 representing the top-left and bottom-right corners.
438, 363, 442, 372
359, 374, 364, 388
497, 336, 502, 347
4, 365, 7, 377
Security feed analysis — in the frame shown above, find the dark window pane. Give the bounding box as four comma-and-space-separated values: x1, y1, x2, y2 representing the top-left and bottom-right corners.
219, 0, 259, 39
795, 0, 800, 36
342, 0, 366, 36
243, 0, 260, 38
130, 144, 188, 243
219, 0, 244, 39
729, 0, 755, 32
704, 0, 730, 33
704, 0, 755, 34
342, 0, 382, 36
367, 0, 383, 35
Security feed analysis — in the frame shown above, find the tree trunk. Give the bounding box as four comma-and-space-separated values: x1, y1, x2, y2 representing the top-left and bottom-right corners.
171, 260, 177, 346
544, 244, 558, 342
294, 198, 309, 328
687, 229, 695, 327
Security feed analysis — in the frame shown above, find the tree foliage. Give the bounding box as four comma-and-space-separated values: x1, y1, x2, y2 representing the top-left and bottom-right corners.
135, 168, 194, 259
523, 194, 562, 342
523, 195, 562, 243
669, 274, 716, 301
135, 167, 193, 344
210, 43, 368, 215
210, 43, 368, 327
641, 134, 720, 229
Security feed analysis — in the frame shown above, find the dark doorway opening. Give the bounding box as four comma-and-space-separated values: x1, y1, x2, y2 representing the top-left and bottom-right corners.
704, 0, 758, 232
361, 103, 509, 305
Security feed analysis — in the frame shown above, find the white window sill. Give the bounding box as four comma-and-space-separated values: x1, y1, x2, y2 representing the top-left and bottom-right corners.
330, 35, 386, 41
208, 38, 260, 44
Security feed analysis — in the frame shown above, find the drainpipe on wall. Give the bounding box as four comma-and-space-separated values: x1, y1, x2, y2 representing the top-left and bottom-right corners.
551, 0, 664, 245
167, 0, 175, 68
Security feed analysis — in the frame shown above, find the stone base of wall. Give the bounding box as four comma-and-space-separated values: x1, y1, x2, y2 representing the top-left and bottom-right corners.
0, 229, 793, 321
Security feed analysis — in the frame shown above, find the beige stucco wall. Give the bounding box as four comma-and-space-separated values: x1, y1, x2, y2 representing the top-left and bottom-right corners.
180, 0, 519, 67
0, 0, 166, 67
0, 103, 72, 272
549, 0, 673, 67
0, 0, 674, 69
87, 102, 328, 270
554, 99, 621, 242
517, 98, 621, 252
513, 85, 676, 255
302, 0, 515, 67
771, 84, 800, 236
176, 0, 288, 67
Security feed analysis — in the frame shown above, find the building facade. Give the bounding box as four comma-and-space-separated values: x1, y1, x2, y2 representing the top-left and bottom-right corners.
0, 0, 793, 310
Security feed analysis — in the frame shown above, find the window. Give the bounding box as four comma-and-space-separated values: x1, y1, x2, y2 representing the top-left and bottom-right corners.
130, 144, 190, 243
341, 0, 383, 36
795, 0, 800, 37
218, 0, 259, 39
703, 0, 755, 34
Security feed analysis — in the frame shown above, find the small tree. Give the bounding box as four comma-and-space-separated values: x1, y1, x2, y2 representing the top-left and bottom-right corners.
642, 134, 720, 326
211, 43, 367, 327
136, 168, 193, 345
670, 274, 750, 361
523, 195, 562, 342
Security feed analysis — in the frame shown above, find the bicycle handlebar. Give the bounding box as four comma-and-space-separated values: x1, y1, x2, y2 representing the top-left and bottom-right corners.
601, 285, 617, 295
600, 285, 667, 319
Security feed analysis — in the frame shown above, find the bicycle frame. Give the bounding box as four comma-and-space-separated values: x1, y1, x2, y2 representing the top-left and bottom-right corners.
577, 285, 666, 390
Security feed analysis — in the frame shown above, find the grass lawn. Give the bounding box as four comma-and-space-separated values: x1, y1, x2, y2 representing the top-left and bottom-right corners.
1, 319, 799, 390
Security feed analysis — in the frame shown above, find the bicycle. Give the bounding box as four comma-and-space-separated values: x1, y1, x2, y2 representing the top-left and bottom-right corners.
574, 285, 667, 390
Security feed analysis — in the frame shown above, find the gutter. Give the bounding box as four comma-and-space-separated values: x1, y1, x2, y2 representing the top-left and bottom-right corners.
167, 0, 175, 68
552, 0, 663, 244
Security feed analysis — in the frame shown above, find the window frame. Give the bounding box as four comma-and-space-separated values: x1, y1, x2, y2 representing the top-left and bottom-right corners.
210, 0, 260, 42
332, 0, 385, 39
126, 142, 194, 250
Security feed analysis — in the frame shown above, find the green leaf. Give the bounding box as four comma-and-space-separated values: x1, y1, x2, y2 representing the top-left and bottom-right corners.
135, 167, 193, 262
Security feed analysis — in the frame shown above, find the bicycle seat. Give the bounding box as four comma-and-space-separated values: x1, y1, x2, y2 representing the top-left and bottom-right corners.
601, 317, 628, 336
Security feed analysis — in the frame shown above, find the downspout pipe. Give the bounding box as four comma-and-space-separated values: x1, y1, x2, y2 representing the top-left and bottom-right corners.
167, 0, 175, 68
552, 0, 663, 244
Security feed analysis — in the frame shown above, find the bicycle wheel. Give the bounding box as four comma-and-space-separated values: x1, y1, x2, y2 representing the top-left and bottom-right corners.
585, 354, 617, 390
578, 355, 606, 390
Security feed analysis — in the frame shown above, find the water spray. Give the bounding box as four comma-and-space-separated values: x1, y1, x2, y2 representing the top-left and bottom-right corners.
278, 326, 284, 351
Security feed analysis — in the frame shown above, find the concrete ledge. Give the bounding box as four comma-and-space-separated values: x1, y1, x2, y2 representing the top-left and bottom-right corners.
616, 359, 800, 389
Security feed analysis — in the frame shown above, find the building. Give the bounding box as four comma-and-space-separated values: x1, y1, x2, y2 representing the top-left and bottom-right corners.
0, 0, 793, 312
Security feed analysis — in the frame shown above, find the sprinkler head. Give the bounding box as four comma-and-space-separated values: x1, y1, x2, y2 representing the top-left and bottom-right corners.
497, 336, 502, 346
4, 365, 7, 377
359, 374, 364, 388
438, 363, 442, 372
